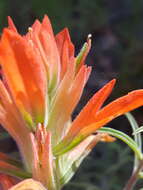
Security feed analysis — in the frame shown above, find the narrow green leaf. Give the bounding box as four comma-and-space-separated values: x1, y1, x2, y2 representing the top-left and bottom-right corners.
125, 112, 142, 173
133, 126, 143, 135
125, 112, 142, 150
98, 127, 143, 160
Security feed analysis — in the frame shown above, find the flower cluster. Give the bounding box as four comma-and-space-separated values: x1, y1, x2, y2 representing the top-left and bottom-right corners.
0, 15, 143, 189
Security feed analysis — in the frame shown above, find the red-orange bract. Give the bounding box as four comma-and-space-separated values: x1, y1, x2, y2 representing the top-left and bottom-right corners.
0, 15, 143, 189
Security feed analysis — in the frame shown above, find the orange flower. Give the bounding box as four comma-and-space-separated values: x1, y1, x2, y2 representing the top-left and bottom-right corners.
0, 19, 47, 126
0, 15, 143, 189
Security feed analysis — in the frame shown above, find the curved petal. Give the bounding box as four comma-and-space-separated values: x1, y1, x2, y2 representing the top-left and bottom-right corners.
48, 63, 91, 145
8, 16, 17, 33
69, 79, 116, 135
56, 28, 74, 59
56, 28, 75, 79
31, 126, 56, 190
0, 29, 47, 125
26, 15, 61, 93
80, 90, 143, 137
54, 89, 143, 154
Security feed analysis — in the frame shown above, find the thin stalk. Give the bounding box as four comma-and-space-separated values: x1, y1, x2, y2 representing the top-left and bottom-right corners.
123, 160, 143, 190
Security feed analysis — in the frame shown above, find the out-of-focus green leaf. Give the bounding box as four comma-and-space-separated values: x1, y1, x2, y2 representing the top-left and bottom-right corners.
139, 172, 143, 179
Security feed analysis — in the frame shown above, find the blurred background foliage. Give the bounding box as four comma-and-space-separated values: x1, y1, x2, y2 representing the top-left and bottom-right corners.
0, 0, 143, 189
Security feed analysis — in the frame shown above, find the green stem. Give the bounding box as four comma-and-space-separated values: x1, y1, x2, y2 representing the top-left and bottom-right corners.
123, 160, 143, 190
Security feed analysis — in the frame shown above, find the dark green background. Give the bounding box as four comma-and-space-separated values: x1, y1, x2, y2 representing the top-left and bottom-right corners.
0, 0, 143, 189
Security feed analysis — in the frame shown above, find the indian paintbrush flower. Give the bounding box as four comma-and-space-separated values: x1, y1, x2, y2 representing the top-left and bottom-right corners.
0, 15, 143, 189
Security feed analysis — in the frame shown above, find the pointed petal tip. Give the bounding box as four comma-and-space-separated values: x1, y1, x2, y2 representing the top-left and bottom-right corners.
7, 16, 13, 25
80, 88, 143, 136
62, 27, 71, 37
109, 78, 116, 87
56, 27, 72, 42
7, 16, 12, 22
111, 78, 116, 83
42, 14, 52, 26
41, 14, 54, 37
61, 27, 69, 33
7, 16, 17, 33
43, 14, 49, 19
2, 27, 17, 39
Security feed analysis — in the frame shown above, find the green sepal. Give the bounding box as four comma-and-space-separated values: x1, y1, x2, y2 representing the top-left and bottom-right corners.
53, 135, 84, 156
59, 154, 88, 186
48, 73, 58, 100
22, 110, 34, 130
76, 42, 88, 69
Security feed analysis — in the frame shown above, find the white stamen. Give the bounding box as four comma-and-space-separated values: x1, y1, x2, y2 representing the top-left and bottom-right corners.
88, 34, 92, 39
28, 27, 33, 32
